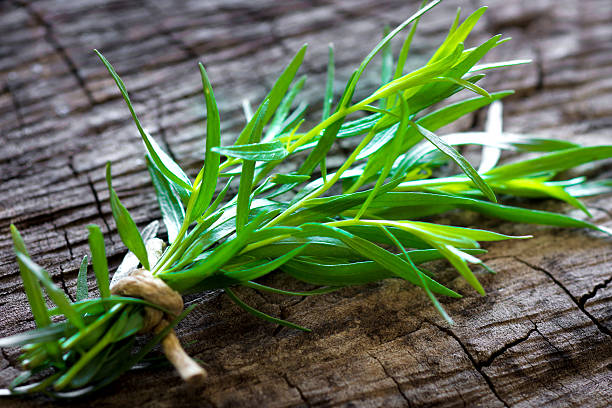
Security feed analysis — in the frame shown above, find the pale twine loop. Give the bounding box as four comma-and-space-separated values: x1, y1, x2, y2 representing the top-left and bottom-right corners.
110, 268, 207, 385
111, 268, 183, 332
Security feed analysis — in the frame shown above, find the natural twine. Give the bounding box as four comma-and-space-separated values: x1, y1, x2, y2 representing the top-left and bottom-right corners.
110, 237, 207, 386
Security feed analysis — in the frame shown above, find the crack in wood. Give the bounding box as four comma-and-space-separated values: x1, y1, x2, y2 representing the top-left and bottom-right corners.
478, 326, 538, 369
85, 174, 114, 242
57, 264, 75, 303
429, 321, 510, 408
514, 257, 612, 338
14, 0, 96, 106
4, 82, 26, 138
533, 47, 545, 91
367, 351, 413, 407
62, 229, 74, 260
282, 373, 311, 407
144, 0, 200, 60
579, 275, 612, 308
66, 159, 114, 240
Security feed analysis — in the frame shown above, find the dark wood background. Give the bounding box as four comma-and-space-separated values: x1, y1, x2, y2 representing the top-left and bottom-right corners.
1, 0, 611, 406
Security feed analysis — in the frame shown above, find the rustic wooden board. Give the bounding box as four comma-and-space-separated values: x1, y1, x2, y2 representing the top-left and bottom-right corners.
1, 0, 611, 406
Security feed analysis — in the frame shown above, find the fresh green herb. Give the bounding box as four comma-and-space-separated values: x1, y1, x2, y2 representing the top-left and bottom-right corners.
2, 2, 611, 397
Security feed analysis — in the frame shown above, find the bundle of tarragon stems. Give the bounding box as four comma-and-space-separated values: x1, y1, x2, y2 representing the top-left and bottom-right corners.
2, 1, 611, 397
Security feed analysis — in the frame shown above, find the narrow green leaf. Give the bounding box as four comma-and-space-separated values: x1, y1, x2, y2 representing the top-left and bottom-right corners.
366, 43, 464, 103
485, 146, 612, 180
76, 255, 89, 301
94, 50, 193, 192
566, 179, 612, 197
0, 324, 69, 348
380, 25, 393, 87
470, 59, 531, 71
236, 45, 307, 145
236, 101, 269, 232
10, 225, 51, 329
392, 0, 427, 82
213, 141, 288, 161
372, 191, 604, 231
189, 63, 222, 223
479, 100, 503, 173
87, 225, 110, 299
406, 91, 512, 147
167, 211, 274, 292
270, 174, 311, 184
356, 99, 410, 218
147, 156, 185, 243
282, 249, 486, 286
299, 116, 345, 177
492, 178, 592, 217
225, 244, 308, 281
54, 311, 129, 390
300, 224, 461, 298
106, 163, 150, 270
434, 76, 491, 98
429, 6, 487, 63
323, 44, 335, 120
15, 253, 84, 329
409, 120, 497, 202
242, 281, 339, 296
249, 237, 359, 260
201, 177, 234, 220
380, 225, 453, 324
346, 0, 441, 97
266, 76, 307, 141
356, 123, 399, 160
224, 287, 311, 332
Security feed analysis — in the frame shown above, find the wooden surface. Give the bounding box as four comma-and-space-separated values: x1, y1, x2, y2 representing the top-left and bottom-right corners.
1, 0, 611, 406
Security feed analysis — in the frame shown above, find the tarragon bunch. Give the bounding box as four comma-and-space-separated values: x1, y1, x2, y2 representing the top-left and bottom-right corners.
2, 1, 611, 397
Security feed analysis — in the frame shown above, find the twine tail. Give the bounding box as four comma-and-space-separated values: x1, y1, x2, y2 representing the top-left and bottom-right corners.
155, 319, 207, 385
110, 262, 207, 386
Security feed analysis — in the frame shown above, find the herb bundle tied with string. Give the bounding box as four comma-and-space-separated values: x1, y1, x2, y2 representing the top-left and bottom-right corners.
2, 1, 612, 398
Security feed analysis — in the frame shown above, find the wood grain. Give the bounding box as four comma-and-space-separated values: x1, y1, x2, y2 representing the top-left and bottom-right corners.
1, 0, 611, 406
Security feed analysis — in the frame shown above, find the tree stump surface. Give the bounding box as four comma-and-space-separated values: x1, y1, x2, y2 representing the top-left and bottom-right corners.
1, 0, 611, 407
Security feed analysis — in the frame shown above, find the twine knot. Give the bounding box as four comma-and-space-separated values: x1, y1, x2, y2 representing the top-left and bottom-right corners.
110, 266, 207, 385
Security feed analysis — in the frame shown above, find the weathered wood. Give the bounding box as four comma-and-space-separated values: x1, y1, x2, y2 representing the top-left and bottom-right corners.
1, 0, 611, 406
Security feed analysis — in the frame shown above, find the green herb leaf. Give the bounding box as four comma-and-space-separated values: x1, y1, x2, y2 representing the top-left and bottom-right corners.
10, 225, 51, 329
235, 45, 307, 145
485, 146, 612, 180
76, 255, 89, 302
270, 174, 311, 184
225, 244, 308, 281
94, 50, 193, 192
213, 141, 288, 162
147, 156, 185, 243
322, 44, 335, 120
236, 101, 269, 232
225, 287, 311, 332
106, 163, 150, 270
409, 120, 497, 202
15, 253, 84, 329
87, 225, 110, 299
189, 63, 222, 222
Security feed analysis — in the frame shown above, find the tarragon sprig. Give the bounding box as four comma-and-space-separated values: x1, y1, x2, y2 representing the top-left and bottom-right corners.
2, 1, 611, 397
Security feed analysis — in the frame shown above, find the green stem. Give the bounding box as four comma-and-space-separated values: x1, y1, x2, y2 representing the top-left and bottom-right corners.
60, 304, 124, 351
239, 234, 292, 255
264, 126, 379, 228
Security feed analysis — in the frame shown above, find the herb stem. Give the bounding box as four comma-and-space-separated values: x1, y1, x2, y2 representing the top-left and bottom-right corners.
264, 127, 378, 228
239, 234, 292, 255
